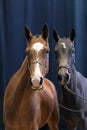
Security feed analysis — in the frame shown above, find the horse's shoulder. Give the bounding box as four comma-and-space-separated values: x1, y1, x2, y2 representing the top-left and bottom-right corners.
44, 78, 55, 88
44, 78, 57, 96
4, 68, 24, 98
76, 71, 87, 82
7, 69, 20, 86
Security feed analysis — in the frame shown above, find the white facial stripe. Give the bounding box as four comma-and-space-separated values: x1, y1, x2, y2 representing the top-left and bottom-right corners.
32, 42, 44, 52
31, 42, 43, 76
34, 64, 41, 76
62, 43, 66, 49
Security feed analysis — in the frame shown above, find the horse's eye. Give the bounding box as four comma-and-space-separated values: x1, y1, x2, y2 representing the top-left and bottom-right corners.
71, 46, 75, 53
71, 49, 75, 55
25, 47, 30, 55
55, 50, 58, 55
46, 50, 49, 53
26, 51, 30, 55
55, 52, 58, 59
72, 51, 74, 54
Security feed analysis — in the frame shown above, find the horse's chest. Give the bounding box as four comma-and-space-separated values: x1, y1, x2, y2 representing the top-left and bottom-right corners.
6, 91, 53, 125
63, 111, 81, 126
62, 94, 83, 124
5, 91, 38, 122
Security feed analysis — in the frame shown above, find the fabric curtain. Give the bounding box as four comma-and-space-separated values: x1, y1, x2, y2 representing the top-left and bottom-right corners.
0, 0, 87, 130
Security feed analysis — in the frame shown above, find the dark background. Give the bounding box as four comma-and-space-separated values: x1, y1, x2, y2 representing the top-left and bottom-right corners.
1, 0, 87, 130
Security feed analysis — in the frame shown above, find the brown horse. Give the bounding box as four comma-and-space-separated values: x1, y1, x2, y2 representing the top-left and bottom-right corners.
3, 24, 59, 130
53, 29, 87, 130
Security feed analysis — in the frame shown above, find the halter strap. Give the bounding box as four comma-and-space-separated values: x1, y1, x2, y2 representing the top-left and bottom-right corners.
58, 66, 73, 73
28, 59, 47, 77
32, 60, 45, 69
59, 85, 87, 112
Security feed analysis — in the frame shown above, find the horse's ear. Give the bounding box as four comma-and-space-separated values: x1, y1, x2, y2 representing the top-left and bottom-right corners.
42, 24, 49, 41
53, 30, 59, 43
24, 25, 33, 41
70, 28, 75, 42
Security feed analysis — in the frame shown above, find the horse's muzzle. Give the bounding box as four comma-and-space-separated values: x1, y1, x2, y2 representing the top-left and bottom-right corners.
30, 76, 43, 89
57, 68, 70, 85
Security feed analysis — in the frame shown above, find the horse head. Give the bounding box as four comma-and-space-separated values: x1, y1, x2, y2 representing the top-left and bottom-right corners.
53, 29, 75, 85
24, 24, 49, 89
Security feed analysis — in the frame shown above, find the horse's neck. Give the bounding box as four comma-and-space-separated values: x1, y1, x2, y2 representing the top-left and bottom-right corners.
69, 65, 77, 88
20, 56, 28, 73
19, 56, 29, 78
11, 56, 32, 108
14, 56, 29, 92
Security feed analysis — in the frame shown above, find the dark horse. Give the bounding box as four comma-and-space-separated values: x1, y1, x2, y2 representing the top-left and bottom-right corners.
3, 24, 59, 130
53, 29, 87, 130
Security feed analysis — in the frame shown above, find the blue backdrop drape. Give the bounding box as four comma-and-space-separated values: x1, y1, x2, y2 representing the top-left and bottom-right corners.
1, 0, 87, 130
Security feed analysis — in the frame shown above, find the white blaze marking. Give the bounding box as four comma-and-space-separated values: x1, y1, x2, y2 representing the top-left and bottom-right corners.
34, 63, 41, 77
32, 42, 43, 76
32, 42, 44, 52
62, 43, 66, 49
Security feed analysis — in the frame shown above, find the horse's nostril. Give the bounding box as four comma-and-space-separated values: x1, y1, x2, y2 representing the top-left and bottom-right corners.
40, 77, 43, 85
57, 74, 62, 81
65, 73, 69, 82
58, 73, 69, 83
30, 77, 32, 85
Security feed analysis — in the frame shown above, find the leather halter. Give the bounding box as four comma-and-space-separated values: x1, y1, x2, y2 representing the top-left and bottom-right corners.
58, 52, 75, 73
58, 65, 73, 73
27, 59, 48, 90
28, 59, 47, 77
59, 85, 87, 112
